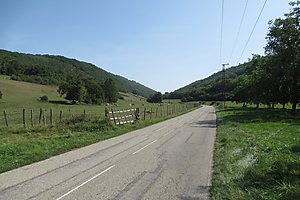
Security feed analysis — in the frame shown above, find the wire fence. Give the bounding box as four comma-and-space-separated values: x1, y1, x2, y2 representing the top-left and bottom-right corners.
0, 103, 201, 129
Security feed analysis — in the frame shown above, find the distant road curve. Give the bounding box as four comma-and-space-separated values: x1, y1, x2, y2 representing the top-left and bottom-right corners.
0, 106, 216, 200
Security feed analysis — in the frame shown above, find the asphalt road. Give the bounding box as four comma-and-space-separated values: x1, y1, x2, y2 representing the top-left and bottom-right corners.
0, 106, 216, 200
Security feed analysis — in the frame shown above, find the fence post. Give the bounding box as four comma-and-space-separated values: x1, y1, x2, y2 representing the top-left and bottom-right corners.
4, 111, 8, 127
156, 108, 158, 118
23, 109, 26, 128
150, 108, 152, 119
105, 108, 109, 120
111, 109, 117, 125
39, 108, 42, 125
115, 110, 121, 125
59, 110, 62, 123
31, 109, 34, 127
84, 109, 86, 119
167, 106, 169, 116
42, 109, 46, 125
144, 108, 146, 120
50, 108, 53, 126
135, 108, 140, 121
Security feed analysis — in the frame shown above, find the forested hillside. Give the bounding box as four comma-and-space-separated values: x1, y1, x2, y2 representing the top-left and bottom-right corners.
164, 64, 246, 101
0, 49, 155, 97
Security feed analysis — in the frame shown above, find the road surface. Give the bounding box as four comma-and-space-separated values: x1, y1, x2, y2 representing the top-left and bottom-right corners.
0, 106, 216, 200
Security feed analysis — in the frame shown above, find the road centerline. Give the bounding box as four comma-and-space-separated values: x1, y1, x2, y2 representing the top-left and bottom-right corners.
55, 165, 114, 200
132, 140, 157, 155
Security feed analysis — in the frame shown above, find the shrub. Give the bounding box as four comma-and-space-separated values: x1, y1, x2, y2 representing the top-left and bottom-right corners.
40, 95, 49, 101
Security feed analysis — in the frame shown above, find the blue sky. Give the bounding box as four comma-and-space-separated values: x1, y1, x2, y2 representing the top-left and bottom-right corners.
0, 0, 291, 92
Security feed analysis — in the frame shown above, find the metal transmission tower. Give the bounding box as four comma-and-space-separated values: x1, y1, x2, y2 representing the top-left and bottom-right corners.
222, 63, 229, 107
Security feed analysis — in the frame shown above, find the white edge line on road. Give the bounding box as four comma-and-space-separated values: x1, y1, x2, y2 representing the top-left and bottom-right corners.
55, 165, 115, 200
132, 140, 157, 155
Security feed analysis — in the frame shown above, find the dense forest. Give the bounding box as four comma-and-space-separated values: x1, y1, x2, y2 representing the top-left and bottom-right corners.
0, 50, 155, 97
166, 1, 300, 114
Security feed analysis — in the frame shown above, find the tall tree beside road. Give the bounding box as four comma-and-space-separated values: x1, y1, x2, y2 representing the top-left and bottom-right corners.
265, 1, 300, 114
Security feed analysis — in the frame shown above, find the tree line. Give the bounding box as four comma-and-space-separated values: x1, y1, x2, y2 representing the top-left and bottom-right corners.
58, 77, 118, 104
235, 1, 299, 114
165, 1, 300, 114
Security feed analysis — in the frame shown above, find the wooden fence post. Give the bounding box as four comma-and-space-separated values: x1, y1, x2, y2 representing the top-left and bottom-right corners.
59, 110, 62, 123
167, 106, 169, 116
111, 109, 117, 125
115, 110, 121, 125
83, 109, 86, 119
4, 111, 8, 127
105, 108, 109, 120
50, 108, 53, 126
143, 108, 146, 120
39, 108, 42, 125
156, 108, 158, 118
135, 108, 140, 121
150, 108, 152, 119
23, 109, 26, 128
31, 109, 34, 127
42, 109, 46, 125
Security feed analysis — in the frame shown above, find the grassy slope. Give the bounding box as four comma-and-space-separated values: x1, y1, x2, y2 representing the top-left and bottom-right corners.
211, 105, 300, 200
0, 78, 158, 127
0, 77, 198, 173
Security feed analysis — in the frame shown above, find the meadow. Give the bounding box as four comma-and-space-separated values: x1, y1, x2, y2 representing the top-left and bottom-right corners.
0, 77, 199, 173
0, 77, 191, 128
211, 104, 300, 200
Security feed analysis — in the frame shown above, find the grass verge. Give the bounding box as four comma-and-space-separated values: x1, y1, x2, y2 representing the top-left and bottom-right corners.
0, 107, 198, 173
211, 106, 300, 200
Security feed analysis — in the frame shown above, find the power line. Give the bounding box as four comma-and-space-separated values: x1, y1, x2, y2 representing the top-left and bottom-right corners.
237, 0, 268, 64
228, 0, 249, 63
219, 0, 225, 66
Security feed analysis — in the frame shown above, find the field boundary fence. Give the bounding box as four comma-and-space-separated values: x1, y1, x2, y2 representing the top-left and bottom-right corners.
1, 103, 201, 128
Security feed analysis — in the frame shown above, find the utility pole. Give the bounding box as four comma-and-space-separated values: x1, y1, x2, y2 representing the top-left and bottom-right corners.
222, 63, 229, 108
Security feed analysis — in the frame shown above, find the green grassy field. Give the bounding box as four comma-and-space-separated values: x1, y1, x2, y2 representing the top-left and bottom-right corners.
0, 78, 189, 128
211, 105, 300, 200
0, 77, 199, 173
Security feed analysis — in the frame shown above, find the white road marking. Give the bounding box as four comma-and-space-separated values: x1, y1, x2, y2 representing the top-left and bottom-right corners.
132, 140, 157, 155
55, 165, 115, 200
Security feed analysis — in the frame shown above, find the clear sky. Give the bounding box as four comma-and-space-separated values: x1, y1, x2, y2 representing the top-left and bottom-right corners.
0, 0, 291, 93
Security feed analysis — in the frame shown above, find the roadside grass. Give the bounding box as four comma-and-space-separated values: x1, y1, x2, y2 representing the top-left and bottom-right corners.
211, 106, 300, 200
0, 105, 199, 173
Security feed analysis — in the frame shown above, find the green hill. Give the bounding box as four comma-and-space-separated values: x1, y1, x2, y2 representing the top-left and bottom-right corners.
165, 64, 246, 101
0, 49, 155, 97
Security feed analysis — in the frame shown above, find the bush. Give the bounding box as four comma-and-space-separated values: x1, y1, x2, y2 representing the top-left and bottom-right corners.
40, 95, 48, 101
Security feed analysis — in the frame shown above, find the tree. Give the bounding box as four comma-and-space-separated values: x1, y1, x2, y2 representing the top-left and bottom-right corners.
265, 1, 300, 114
103, 78, 118, 103
65, 84, 87, 104
40, 95, 48, 101
84, 79, 104, 104
147, 92, 162, 103
58, 79, 87, 104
